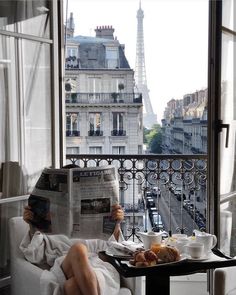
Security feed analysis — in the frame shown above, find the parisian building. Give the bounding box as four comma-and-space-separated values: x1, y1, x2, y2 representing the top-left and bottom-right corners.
64, 14, 144, 217
65, 14, 143, 157
161, 88, 208, 209
161, 88, 208, 155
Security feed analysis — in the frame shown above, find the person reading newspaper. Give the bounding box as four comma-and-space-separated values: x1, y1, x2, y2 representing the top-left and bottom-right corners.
20, 204, 124, 295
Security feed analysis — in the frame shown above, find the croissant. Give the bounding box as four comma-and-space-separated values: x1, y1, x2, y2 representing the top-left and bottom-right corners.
156, 246, 180, 263
144, 250, 158, 266
130, 249, 158, 267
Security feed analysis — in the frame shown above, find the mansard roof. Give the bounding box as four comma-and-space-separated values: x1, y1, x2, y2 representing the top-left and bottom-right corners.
67, 35, 130, 69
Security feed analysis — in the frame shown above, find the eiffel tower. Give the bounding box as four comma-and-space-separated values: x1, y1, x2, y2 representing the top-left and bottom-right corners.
135, 1, 157, 129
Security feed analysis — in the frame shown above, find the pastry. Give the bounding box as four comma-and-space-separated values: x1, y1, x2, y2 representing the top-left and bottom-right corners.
130, 249, 158, 267
144, 250, 158, 266
150, 243, 163, 255
134, 251, 146, 263
156, 245, 180, 263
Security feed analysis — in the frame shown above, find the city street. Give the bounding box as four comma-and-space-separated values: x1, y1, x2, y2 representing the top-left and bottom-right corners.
154, 189, 201, 235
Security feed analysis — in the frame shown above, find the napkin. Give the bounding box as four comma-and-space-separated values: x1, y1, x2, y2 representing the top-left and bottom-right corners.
110, 241, 144, 255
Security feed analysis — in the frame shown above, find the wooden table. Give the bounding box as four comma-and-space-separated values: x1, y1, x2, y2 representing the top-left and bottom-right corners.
99, 249, 236, 295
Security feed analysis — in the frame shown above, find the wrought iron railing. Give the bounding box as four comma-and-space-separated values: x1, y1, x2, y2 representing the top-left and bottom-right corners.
88, 130, 104, 136
65, 92, 142, 104
111, 129, 126, 136
66, 130, 80, 137
66, 154, 207, 240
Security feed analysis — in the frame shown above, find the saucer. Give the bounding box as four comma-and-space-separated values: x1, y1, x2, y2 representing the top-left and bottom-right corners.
187, 255, 209, 261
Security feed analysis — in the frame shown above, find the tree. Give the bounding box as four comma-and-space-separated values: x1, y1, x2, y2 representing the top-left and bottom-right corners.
144, 124, 163, 154
143, 127, 150, 144
150, 131, 162, 154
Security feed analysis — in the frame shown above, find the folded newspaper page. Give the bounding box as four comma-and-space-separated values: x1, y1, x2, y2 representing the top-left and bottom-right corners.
29, 165, 119, 239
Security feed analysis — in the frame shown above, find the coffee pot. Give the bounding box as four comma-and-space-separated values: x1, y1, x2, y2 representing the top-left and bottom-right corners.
138, 231, 165, 250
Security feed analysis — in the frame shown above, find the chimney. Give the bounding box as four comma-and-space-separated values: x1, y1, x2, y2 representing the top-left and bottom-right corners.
94, 25, 115, 40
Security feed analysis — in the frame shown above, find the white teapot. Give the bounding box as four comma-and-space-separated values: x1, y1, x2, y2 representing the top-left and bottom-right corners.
193, 230, 217, 255
138, 231, 165, 250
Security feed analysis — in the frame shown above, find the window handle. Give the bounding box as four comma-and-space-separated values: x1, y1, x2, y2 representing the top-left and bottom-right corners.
218, 120, 230, 148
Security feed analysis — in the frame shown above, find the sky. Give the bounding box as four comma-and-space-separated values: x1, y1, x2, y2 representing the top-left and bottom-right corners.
65, 0, 209, 123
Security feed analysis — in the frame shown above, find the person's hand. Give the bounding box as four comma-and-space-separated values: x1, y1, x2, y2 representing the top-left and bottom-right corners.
23, 206, 34, 224
111, 204, 124, 223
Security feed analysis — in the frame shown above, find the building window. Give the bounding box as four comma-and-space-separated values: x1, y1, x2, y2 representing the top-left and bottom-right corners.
106, 46, 119, 68
112, 146, 125, 154
112, 113, 126, 136
138, 145, 142, 154
66, 147, 79, 155
87, 76, 101, 93
89, 113, 101, 135
66, 113, 79, 136
67, 47, 78, 57
66, 46, 79, 68
89, 146, 102, 154
113, 112, 124, 130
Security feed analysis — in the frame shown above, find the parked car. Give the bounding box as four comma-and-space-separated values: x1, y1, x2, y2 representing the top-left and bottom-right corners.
149, 207, 158, 213
172, 187, 182, 201
183, 200, 191, 209
152, 214, 165, 231
146, 197, 155, 208
152, 213, 162, 224
146, 191, 152, 198
152, 186, 161, 197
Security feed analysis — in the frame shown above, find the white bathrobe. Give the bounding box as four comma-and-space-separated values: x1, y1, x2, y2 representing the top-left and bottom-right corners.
20, 231, 122, 295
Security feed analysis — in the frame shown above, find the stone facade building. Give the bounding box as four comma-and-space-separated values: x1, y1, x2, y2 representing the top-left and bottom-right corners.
161, 88, 207, 155
65, 23, 143, 156
64, 17, 143, 209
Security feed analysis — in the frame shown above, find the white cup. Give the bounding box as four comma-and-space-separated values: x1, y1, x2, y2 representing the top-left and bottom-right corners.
195, 234, 217, 255
184, 242, 204, 259
176, 238, 190, 254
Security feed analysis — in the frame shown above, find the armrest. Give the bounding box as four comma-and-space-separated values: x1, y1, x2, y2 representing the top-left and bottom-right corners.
212, 248, 232, 259
11, 257, 43, 295
120, 276, 143, 295
214, 266, 236, 295
98, 252, 143, 295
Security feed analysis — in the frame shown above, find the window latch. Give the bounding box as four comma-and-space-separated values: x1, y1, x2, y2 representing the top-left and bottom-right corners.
217, 120, 230, 148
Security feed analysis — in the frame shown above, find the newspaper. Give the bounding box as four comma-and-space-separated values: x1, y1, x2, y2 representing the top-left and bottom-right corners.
29, 165, 119, 240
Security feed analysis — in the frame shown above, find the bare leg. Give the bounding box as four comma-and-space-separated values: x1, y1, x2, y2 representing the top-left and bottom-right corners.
64, 277, 81, 295
62, 243, 100, 295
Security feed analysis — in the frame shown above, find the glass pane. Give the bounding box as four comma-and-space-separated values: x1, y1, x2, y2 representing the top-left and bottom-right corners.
222, 0, 236, 32
0, 35, 53, 195
219, 32, 236, 256
0, 35, 18, 167
0, 35, 24, 201
22, 39, 52, 190
0, 0, 50, 38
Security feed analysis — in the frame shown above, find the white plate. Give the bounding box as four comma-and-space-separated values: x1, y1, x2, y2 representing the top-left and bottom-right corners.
186, 255, 210, 261
121, 256, 187, 268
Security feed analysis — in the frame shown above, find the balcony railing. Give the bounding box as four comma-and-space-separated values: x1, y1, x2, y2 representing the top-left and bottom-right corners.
65, 92, 142, 104
66, 154, 207, 240
66, 130, 80, 137
111, 129, 126, 136
65, 55, 79, 69
88, 130, 104, 136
